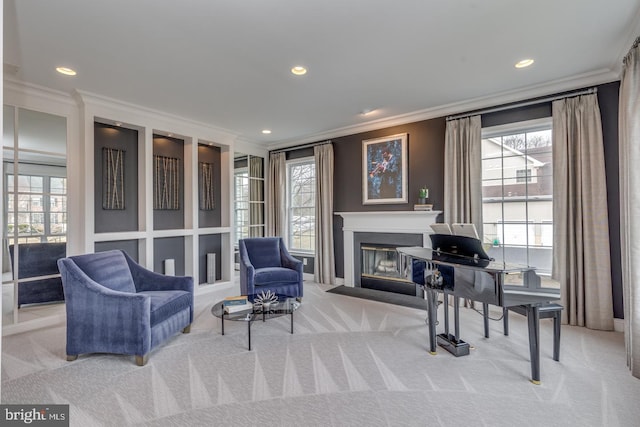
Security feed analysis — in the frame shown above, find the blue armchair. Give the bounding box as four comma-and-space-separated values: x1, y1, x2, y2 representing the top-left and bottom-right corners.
57, 250, 193, 366
239, 237, 303, 298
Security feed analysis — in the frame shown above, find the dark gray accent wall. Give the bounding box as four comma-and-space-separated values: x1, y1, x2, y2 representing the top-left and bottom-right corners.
198, 144, 222, 228
330, 118, 446, 279
285, 81, 624, 318
153, 135, 185, 230
198, 234, 222, 284
94, 123, 139, 233
154, 237, 185, 276
598, 81, 623, 319
95, 240, 139, 262
291, 255, 315, 274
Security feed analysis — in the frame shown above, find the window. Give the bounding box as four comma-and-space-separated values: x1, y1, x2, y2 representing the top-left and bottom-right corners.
287, 159, 315, 252
481, 118, 553, 276
6, 172, 67, 243
234, 169, 249, 245
516, 169, 532, 183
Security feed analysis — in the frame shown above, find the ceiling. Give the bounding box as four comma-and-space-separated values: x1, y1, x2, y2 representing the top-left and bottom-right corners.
4, 0, 640, 148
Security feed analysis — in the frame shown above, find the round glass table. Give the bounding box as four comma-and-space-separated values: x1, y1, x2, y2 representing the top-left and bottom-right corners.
211, 294, 300, 350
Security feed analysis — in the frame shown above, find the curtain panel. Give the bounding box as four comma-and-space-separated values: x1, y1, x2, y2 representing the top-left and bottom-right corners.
314, 143, 336, 285
266, 152, 286, 237
552, 94, 613, 330
443, 115, 483, 235
619, 36, 640, 378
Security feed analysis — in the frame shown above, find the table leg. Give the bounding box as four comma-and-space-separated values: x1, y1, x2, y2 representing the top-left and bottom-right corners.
221, 312, 225, 335
526, 305, 541, 384
291, 311, 294, 334
248, 319, 252, 351
553, 311, 561, 362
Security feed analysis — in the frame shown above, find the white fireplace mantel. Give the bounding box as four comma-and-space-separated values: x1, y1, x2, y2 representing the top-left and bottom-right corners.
336, 210, 442, 286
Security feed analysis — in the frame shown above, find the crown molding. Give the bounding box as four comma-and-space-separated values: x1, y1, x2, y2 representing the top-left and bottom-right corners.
74, 89, 240, 141
613, 7, 640, 75
266, 68, 619, 151
3, 77, 77, 108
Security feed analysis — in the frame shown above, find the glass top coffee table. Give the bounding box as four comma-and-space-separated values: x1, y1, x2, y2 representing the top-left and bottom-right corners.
211, 293, 300, 350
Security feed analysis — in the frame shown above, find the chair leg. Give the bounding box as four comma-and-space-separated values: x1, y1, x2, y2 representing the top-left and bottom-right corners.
66, 354, 78, 362
296, 297, 302, 302
182, 324, 191, 333
136, 354, 149, 366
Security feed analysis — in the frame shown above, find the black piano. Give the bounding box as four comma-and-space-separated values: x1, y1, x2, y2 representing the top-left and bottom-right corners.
397, 234, 561, 384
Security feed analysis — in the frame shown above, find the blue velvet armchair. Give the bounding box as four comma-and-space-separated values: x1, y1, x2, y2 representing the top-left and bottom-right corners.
239, 237, 303, 298
57, 250, 194, 366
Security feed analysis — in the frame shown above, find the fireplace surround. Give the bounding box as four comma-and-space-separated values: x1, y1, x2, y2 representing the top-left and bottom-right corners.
336, 211, 442, 292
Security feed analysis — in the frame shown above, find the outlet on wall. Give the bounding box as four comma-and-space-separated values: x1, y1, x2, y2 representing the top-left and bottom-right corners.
303, 258, 308, 265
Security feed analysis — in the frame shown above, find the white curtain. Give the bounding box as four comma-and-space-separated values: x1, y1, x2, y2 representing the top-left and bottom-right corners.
619, 36, 640, 377
266, 152, 286, 237
552, 94, 613, 330
314, 143, 335, 285
444, 115, 483, 235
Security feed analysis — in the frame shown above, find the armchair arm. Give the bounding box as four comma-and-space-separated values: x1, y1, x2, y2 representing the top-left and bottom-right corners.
58, 258, 152, 356
238, 242, 256, 295
279, 242, 303, 274
123, 251, 194, 294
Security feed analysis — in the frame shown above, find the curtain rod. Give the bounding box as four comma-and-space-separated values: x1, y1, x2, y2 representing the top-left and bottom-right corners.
446, 87, 597, 121
270, 140, 331, 154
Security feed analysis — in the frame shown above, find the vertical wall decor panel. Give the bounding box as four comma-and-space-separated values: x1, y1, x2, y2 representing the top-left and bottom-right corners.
198, 144, 221, 228
94, 123, 139, 233
153, 135, 185, 230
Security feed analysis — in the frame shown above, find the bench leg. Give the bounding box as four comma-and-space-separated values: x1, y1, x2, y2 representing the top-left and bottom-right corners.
553, 312, 561, 361
503, 307, 509, 335
483, 303, 490, 338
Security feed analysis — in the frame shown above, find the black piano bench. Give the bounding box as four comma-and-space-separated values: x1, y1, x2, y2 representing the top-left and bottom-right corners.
503, 303, 563, 362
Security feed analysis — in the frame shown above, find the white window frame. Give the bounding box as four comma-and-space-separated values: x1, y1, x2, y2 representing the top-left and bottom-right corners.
481, 117, 553, 273
233, 167, 249, 247
286, 157, 316, 254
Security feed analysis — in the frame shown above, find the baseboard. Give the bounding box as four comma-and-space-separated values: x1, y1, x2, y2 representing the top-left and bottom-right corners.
2, 313, 65, 336
614, 318, 624, 333
335, 277, 345, 286
303, 273, 314, 282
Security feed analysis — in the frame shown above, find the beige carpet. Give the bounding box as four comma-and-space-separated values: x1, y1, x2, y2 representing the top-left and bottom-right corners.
2, 281, 640, 426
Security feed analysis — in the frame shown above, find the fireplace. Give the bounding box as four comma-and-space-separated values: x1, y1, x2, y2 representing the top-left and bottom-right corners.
337, 210, 441, 294
360, 243, 417, 295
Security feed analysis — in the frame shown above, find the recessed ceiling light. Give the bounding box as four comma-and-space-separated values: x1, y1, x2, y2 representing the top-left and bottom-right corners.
291, 66, 307, 76
168, 133, 173, 137
515, 59, 534, 68
262, 129, 272, 134
114, 121, 122, 127
361, 108, 376, 116
56, 66, 77, 76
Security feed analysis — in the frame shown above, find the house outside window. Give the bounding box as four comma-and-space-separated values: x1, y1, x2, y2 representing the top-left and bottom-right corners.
287, 159, 315, 252
481, 118, 554, 279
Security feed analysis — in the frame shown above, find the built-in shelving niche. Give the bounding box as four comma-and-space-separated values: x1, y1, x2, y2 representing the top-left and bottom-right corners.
154, 236, 186, 276
153, 135, 185, 230
198, 144, 222, 228
95, 240, 140, 262
94, 123, 139, 233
